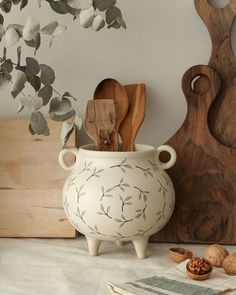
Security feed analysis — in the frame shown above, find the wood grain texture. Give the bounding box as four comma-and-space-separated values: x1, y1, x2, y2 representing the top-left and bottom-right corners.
152, 65, 236, 244
195, 0, 236, 147
85, 99, 116, 151
120, 84, 146, 151
0, 119, 76, 237
94, 79, 129, 151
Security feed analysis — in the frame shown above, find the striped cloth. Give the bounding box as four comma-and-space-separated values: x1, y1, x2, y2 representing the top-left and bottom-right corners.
107, 260, 236, 295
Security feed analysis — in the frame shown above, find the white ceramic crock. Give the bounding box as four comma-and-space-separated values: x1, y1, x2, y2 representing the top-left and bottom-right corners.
59, 144, 176, 259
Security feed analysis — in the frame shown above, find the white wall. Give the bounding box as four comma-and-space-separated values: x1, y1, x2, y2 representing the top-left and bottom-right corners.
0, 0, 235, 146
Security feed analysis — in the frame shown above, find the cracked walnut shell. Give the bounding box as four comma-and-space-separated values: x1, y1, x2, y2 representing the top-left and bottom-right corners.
186, 258, 212, 281
169, 247, 193, 263
204, 244, 229, 267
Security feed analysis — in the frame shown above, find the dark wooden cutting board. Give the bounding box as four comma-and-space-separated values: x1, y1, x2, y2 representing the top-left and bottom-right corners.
151, 65, 236, 244
195, 0, 236, 148
151, 0, 236, 244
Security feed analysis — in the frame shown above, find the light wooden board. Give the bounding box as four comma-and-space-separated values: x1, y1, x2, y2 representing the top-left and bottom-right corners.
0, 119, 76, 237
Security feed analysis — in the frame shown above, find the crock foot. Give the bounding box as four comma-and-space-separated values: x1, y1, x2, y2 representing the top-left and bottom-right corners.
86, 236, 102, 256
132, 236, 149, 259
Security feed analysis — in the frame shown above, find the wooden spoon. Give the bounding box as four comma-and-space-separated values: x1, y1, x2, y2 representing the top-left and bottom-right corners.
85, 99, 116, 151
93, 79, 129, 151
120, 84, 146, 151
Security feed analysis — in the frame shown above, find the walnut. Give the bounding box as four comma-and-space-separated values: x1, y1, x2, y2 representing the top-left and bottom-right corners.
222, 254, 236, 275
169, 247, 193, 263
204, 244, 229, 267
186, 258, 212, 280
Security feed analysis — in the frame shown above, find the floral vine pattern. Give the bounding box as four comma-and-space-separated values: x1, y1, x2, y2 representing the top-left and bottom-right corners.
115, 215, 134, 228
135, 165, 154, 177
119, 195, 133, 212
110, 158, 132, 173
66, 158, 174, 239
86, 167, 104, 181
97, 204, 112, 219
74, 207, 86, 224
133, 186, 150, 202
78, 161, 93, 175
75, 184, 86, 203
135, 204, 147, 220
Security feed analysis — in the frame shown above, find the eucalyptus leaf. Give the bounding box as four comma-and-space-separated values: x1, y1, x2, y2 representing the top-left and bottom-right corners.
74, 113, 82, 129
66, 0, 92, 10
38, 85, 53, 105
107, 19, 120, 29
29, 75, 41, 92
30, 111, 49, 135
49, 97, 75, 121
48, 0, 68, 14
105, 5, 121, 25
52, 24, 67, 36
61, 121, 74, 147
11, 70, 26, 98
34, 32, 41, 54
7, 24, 24, 37
79, 6, 94, 28
40, 21, 58, 35
28, 123, 36, 135
0, 71, 11, 90
26, 57, 40, 76
19, 95, 43, 112
0, 13, 4, 25
116, 15, 126, 29
61, 1, 81, 17
25, 38, 35, 48
23, 17, 40, 41
62, 91, 76, 100
94, 0, 116, 11
17, 46, 21, 65
1, 59, 13, 73
0, 0, 12, 13
40, 64, 55, 85
20, 0, 28, 10
92, 15, 105, 31
5, 27, 20, 46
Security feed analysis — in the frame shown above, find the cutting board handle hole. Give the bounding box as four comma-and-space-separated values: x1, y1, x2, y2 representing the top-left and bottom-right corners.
207, 0, 231, 9
191, 75, 210, 95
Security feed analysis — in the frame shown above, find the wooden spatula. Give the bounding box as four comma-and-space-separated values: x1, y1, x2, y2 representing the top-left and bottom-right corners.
93, 79, 129, 151
85, 99, 116, 151
120, 84, 146, 151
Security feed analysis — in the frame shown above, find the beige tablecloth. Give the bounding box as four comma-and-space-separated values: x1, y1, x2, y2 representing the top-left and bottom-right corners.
0, 236, 236, 295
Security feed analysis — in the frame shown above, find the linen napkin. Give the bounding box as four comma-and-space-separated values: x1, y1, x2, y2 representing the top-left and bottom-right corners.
107, 260, 236, 295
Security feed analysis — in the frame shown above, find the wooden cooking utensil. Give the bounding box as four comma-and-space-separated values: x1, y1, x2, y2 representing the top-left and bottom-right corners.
85, 99, 116, 151
152, 65, 236, 244
195, 0, 236, 148
120, 84, 146, 151
93, 79, 129, 151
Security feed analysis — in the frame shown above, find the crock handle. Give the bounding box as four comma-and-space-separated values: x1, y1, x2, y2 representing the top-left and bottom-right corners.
156, 145, 177, 170
59, 147, 78, 172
